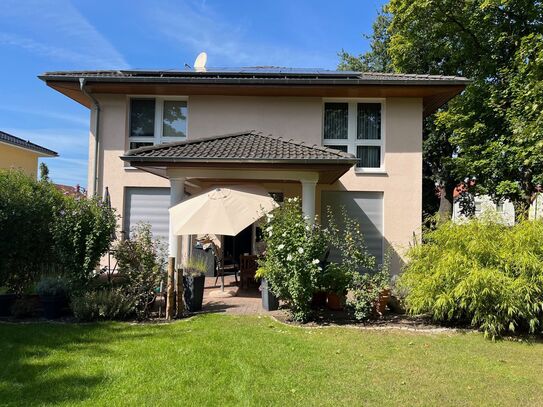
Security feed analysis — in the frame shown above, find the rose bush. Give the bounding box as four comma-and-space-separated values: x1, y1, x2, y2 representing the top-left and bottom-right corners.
260, 197, 327, 321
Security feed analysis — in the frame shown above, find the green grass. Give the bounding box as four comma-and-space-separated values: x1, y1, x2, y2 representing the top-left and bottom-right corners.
1, 315, 543, 406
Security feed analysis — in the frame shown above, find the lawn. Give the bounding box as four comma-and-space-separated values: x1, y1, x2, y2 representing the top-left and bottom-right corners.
1, 315, 542, 406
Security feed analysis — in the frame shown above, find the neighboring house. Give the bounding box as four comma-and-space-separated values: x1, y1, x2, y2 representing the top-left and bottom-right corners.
40, 67, 467, 274
453, 194, 542, 225
0, 130, 57, 177
55, 183, 86, 198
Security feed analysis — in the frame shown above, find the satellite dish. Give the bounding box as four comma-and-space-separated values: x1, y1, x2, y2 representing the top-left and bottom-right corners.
194, 52, 207, 72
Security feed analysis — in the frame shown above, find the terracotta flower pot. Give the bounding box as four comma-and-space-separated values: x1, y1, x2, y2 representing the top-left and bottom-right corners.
373, 288, 390, 316
311, 291, 327, 309
327, 292, 345, 311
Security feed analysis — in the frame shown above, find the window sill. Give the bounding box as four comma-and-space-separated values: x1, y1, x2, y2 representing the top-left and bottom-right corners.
354, 168, 387, 175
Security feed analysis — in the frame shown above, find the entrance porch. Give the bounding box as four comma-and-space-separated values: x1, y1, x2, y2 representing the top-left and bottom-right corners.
121, 131, 357, 315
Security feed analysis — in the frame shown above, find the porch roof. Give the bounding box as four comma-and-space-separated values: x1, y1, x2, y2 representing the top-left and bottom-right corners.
121, 131, 357, 184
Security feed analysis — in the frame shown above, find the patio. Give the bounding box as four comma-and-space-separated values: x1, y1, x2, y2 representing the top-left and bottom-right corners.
201, 275, 265, 315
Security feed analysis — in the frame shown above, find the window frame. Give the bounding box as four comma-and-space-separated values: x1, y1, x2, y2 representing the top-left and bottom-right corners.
128, 95, 189, 149
322, 98, 386, 173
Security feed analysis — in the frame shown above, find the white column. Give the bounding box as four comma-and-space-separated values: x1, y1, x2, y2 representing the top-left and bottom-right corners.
301, 179, 317, 221
169, 178, 186, 265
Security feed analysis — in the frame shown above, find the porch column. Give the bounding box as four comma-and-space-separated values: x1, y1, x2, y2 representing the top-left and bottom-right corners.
169, 177, 186, 265
301, 179, 317, 221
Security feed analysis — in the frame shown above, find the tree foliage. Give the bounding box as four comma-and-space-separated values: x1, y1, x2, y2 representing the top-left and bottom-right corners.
340, 0, 543, 221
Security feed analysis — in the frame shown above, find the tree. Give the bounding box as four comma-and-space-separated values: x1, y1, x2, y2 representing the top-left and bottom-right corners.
39, 162, 50, 182
340, 0, 543, 222
338, 10, 394, 73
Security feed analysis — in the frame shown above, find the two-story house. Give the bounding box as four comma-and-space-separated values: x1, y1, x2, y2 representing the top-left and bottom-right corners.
40, 67, 467, 274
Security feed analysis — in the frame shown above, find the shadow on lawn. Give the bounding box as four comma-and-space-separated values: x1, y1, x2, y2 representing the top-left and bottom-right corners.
0, 322, 151, 406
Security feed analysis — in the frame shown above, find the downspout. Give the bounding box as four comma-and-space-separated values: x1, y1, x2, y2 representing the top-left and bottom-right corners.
79, 78, 101, 196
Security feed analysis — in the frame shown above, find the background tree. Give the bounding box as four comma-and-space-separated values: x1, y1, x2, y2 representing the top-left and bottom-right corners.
340, 0, 543, 222
39, 162, 50, 182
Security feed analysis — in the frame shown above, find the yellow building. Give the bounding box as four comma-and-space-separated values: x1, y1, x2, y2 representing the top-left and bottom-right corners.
0, 130, 57, 177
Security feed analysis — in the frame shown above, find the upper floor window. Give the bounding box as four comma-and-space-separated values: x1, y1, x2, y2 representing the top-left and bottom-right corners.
129, 97, 187, 149
323, 101, 384, 170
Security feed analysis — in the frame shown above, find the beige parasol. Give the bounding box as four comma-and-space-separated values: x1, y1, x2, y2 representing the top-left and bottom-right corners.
169, 185, 278, 237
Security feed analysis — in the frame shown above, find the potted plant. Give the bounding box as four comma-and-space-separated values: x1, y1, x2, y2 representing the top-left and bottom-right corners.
182, 257, 207, 312
371, 266, 391, 317
324, 265, 350, 311
36, 276, 68, 319
256, 267, 279, 311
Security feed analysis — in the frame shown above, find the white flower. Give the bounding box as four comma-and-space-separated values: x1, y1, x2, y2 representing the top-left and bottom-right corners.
266, 213, 274, 219
317, 266, 322, 271
287, 254, 292, 261
312, 259, 319, 265
282, 232, 287, 237
298, 247, 304, 254
304, 215, 310, 220
266, 226, 273, 232
278, 244, 285, 250
305, 225, 310, 231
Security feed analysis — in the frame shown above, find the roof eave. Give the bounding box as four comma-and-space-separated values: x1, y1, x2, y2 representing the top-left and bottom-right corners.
0, 139, 58, 157
120, 156, 358, 166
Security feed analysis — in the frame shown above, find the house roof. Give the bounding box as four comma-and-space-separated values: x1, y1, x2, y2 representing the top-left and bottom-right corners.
122, 131, 358, 164
39, 67, 469, 116
122, 131, 357, 184
39, 67, 468, 86
0, 130, 58, 157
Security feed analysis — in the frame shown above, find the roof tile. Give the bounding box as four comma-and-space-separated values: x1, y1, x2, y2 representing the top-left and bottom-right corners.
123, 131, 356, 163
0, 130, 57, 157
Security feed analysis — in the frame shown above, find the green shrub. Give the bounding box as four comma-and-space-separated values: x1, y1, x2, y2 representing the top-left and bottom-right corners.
114, 223, 167, 319
260, 198, 328, 322
71, 288, 135, 321
260, 200, 382, 322
399, 218, 543, 338
324, 206, 385, 321
0, 170, 116, 294
36, 276, 68, 297
52, 195, 117, 292
0, 170, 64, 293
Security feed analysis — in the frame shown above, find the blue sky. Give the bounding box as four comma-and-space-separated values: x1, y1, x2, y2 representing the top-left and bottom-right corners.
0, 0, 384, 187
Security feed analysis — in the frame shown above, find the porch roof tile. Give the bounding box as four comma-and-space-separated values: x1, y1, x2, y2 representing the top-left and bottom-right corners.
122, 131, 357, 164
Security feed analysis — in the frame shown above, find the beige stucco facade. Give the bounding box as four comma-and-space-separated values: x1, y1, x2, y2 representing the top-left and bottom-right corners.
88, 94, 422, 274
0, 142, 41, 177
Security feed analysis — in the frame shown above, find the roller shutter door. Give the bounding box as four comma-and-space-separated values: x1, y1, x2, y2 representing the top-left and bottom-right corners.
124, 187, 170, 242
321, 191, 384, 265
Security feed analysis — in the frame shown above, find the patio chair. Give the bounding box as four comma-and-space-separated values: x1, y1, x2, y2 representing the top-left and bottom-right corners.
239, 255, 258, 289
214, 254, 239, 290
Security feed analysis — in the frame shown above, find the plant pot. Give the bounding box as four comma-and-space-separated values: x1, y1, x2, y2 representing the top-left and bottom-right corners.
373, 288, 391, 316
183, 274, 205, 312
260, 278, 279, 311
311, 291, 327, 309
327, 292, 345, 311
0, 294, 17, 317
40, 295, 66, 319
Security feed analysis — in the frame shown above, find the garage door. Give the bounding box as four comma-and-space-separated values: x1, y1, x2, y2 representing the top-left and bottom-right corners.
124, 187, 170, 242
321, 191, 384, 265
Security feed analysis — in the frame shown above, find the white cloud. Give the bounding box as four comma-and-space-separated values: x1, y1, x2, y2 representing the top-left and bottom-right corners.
0, 0, 128, 68
4, 128, 89, 154
0, 105, 88, 126
152, 1, 331, 68
5, 127, 88, 186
